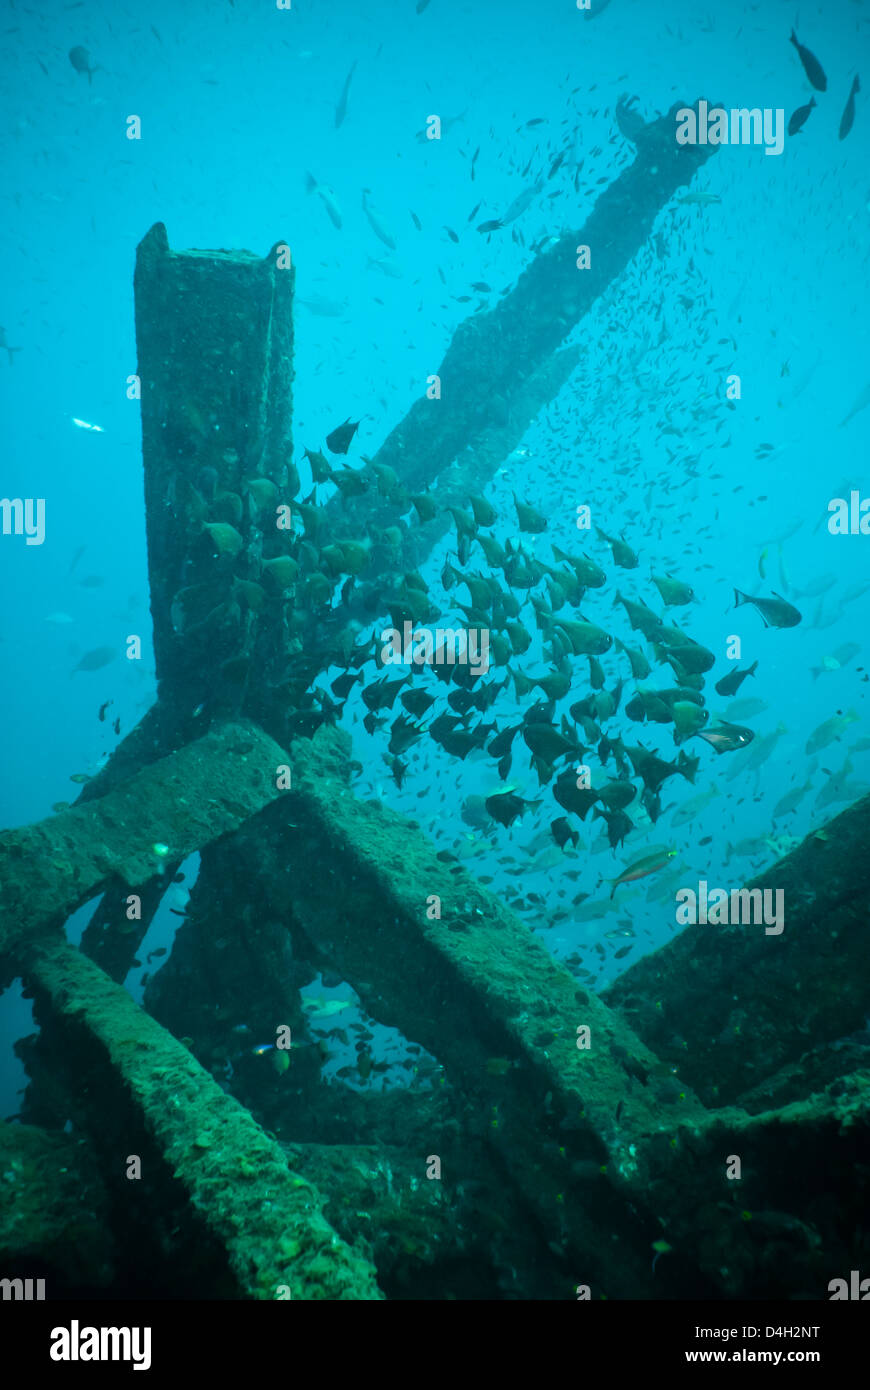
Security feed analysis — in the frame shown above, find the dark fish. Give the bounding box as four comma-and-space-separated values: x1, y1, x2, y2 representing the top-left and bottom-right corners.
389, 715, 425, 755
514, 495, 547, 533
72, 645, 116, 674
362, 674, 407, 712
401, 688, 435, 718
839, 75, 860, 141
695, 722, 755, 754
595, 807, 633, 850
416, 0, 432, 11
789, 30, 827, 92
444, 226, 459, 243
409, 492, 437, 523
551, 816, 579, 850
331, 671, 360, 700
335, 61, 357, 128
652, 573, 694, 606
304, 447, 333, 482
325, 418, 360, 454
733, 589, 801, 629
69, 46, 96, 83
477, 219, 503, 234
552, 769, 599, 820
469, 494, 497, 527
787, 96, 816, 136
410, 209, 422, 230
596, 526, 637, 568
98, 700, 112, 722
485, 787, 539, 828
714, 660, 758, 697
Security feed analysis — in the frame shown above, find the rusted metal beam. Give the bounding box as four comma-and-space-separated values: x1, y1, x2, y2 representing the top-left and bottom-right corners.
17, 934, 382, 1300
603, 793, 870, 1106
0, 721, 289, 958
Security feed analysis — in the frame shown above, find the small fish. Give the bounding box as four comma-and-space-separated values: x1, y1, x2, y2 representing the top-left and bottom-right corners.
694, 722, 754, 755
69, 46, 97, 84
485, 785, 540, 828
297, 293, 349, 318
652, 572, 694, 606
840, 381, 870, 429
790, 30, 827, 92
0, 327, 21, 365
805, 710, 859, 755
722, 697, 767, 721
325, 418, 360, 454
72, 417, 104, 432
477, 218, 503, 234
677, 192, 721, 206
71, 645, 116, 674
839, 74, 860, 141
811, 642, 861, 679
733, 589, 801, 629
470, 281, 491, 293
362, 188, 396, 249
787, 96, 816, 136
335, 61, 357, 129
302, 997, 353, 1019
44, 612, 74, 625
485, 1057, 515, 1077
69, 772, 93, 784
514, 494, 547, 533
714, 660, 758, 697
610, 850, 676, 899
305, 172, 342, 230
367, 253, 403, 278
500, 179, 543, 225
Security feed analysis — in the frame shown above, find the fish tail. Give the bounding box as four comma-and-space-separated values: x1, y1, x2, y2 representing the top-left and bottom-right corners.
747, 660, 759, 677
733, 588, 748, 607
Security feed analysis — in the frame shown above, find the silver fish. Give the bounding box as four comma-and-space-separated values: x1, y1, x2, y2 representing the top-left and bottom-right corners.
335, 61, 357, 129
305, 172, 342, 229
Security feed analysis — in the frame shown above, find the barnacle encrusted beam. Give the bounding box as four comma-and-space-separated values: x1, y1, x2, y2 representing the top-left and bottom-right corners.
18, 934, 382, 1300
0, 720, 289, 959
280, 726, 713, 1297
603, 791, 870, 1104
